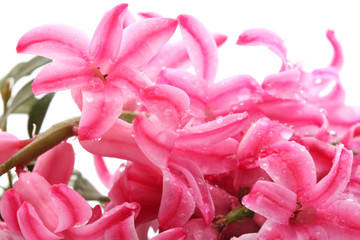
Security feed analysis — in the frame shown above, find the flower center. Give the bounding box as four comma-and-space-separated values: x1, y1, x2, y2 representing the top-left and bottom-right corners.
91, 63, 108, 82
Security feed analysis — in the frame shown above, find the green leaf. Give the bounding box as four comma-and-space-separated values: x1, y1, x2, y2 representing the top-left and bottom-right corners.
0, 56, 51, 88
27, 93, 55, 137
0, 81, 36, 130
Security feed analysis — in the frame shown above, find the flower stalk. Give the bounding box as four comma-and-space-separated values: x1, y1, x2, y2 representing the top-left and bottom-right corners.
0, 116, 80, 176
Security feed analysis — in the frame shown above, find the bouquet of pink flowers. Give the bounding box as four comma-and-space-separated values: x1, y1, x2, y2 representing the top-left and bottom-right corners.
1, 3, 360, 240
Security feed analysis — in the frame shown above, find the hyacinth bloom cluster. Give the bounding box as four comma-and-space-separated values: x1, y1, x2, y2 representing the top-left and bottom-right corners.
1, 3, 360, 240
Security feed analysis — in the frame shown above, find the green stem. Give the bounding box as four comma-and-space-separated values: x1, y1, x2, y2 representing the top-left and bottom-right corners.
213, 205, 254, 233
0, 116, 80, 176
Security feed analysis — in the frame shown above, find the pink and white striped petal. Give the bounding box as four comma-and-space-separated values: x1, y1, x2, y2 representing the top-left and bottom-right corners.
49, 184, 92, 232
140, 84, 190, 130
133, 115, 178, 168
33, 141, 75, 185
32, 58, 100, 95
242, 181, 297, 224
17, 202, 62, 240
259, 141, 317, 197
302, 144, 353, 208
178, 14, 218, 83
89, 4, 127, 64
118, 18, 178, 68
17, 25, 90, 61
158, 170, 195, 229
78, 85, 123, 140
176, 113, 248, 149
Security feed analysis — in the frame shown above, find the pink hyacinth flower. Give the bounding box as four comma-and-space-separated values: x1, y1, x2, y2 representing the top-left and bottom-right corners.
17, 4, 178, 140
0, 132, 31, 165
242, 141, 358, 239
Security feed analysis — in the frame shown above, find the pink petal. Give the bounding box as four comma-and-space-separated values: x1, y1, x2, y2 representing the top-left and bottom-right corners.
259, 141, 317, 197
176, 113, 248, 149
138, 12, 163, 18
237, 28, 287, 70
33, 141, 75, 185
89, 4, 128, 64
242, 181, 297, 224
237, 117, 293, 168
150, 227, 186, 240
1, 189, 22, 232
214, 33, 228, 47
78, 85, 123, 140
118, 18, 178, 68
14, 172, 58, 232
93, 155, 113, 188
178, 14, 218, 83
183, 218, 219, 240
140, 84, 190, 130
326, 30, 343, 70
87, 205, 102, 224
158, 170, 195, 229
133, 115, 178, 168
110, 65, 153, 96
67, 202, 140, 240
108, 163, 162, 223
0, 133, 29, 165
258, 99, 324, 127
302, 144, 353, 208
170, 159, 215, 224
262, 69, 303, 100
32, 58, 100, 95
17, 202, 62, 240
208, 74, 262, 116
171, 138, 238, 175
256, 221, 297, 239
80, 120, 150, 165
157, 68, 207, 119
17, 25, 90, 61
49, 184, 92, 232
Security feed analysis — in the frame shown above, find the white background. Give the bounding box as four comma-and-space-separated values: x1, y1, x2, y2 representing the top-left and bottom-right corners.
1, 0, 360, 193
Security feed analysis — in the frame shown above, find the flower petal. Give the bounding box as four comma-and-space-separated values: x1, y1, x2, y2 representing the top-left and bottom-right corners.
78, 85, 123, 140
118, 18, 178, 68
237, 117, 294, 169
33, 141, 74, 185
140, 84, 190, 130
89, 4, 128, 64
133, 115, 178, 168
256, 221, 297, 240
170, 159, 215, 224
242, 181, 297, 224
171, 138, 238, 175
303, 144, 353, 208
237, 28, 287, 70
183, 218, 219, 240
49, 184, 92, 232
157, 68, 207, 120
150, 227, 186, 240
158, 170, 195, 229
93, 155, 113, 188
17, 202, 62, 240
178, 14, 218, 83
0, 133, 29, 165
79, 120, 150, 165
326, 30, 343, 70
17, 25, 90, 61
32, 58, 100, 95
208, 74, 262, 117
176, 113, 248, 149
259, 141, 317, 197
67, 202, 140, 240
1, 189, 22, 232
13, 172, 58, 232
